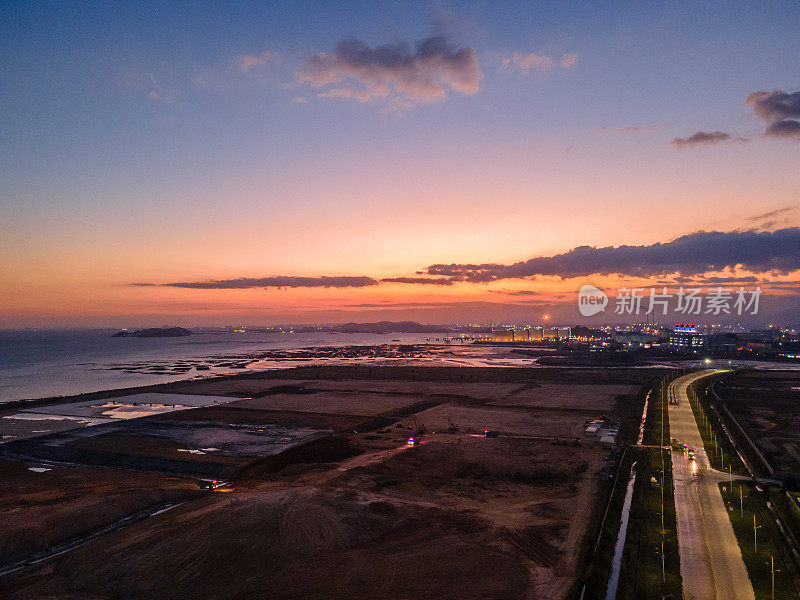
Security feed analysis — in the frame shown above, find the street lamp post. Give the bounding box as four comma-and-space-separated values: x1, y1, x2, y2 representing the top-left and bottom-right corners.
754, 515, 762, 553
770, 555, 780, 600
740, 485, 743, 517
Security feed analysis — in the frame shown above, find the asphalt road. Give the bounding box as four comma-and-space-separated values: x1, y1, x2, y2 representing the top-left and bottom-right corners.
669, 370, 755, 600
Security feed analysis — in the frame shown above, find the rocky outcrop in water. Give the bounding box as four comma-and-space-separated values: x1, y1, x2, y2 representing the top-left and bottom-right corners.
112, 327, 193, 338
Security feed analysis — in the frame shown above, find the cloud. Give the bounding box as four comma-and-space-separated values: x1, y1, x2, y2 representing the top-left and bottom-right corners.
670, 89, 800, 146
296, 34, 482, 106
380, 277, 458, 285
291, 96, 309, 104
670, 130, 733, 147
160, 276, 379, 289
489, 289, 539, 296
598, 124, 660, 134
765, 119, 800, 139
502, 51, 554, 73
236, 50, 280, 73
146, 73, 177, 104
746, 205, 798, 231
560, 52, 578, 68
746, 90, 800, 122
747, 206, 797, 222
746, 89, 800, 141
421, 228, 800, 282
670, 275, 760, 285
500, 50, 577, 74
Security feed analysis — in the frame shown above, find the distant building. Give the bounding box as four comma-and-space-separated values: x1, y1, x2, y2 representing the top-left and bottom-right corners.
670, 324, 706, 353
490, 326, 570, 343
739, 329, 780, 344
705, 333, 738, 352
612, 331, 659, 348
585, 418, 620, 445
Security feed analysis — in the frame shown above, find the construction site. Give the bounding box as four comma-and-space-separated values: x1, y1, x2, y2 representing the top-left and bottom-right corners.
0, 366, 658, 599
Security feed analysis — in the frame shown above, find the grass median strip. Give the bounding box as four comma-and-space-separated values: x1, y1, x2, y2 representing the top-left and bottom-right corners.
718, 482, 798, 600
686, 377, 748, 476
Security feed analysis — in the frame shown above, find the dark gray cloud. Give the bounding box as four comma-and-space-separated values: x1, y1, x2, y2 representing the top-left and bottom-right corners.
489, 289, 539, 296
162, 276, 379, 289
380, 276, 458, 285
746, 90, 800, 141
765, 119, 800, 139
296, 34, 482, 106
671, 130, 732, 147
422, 228, 800, 282
746, 90, 800, 122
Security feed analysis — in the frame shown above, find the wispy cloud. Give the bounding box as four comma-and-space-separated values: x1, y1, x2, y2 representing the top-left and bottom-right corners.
670, 130, 741, 148
500, 51, 577, 74
560, 52, 578, 68
236, 50, 281, 73
380, 277, 458, 285
146, 73, 177, 104
746, 206, 798, 231
502, 51, 554, 73
598, 124, 661, 135
159, 276, 379, 289
747, 206, 797, 222
489, 289, 539, 296
296, 34, 482, 107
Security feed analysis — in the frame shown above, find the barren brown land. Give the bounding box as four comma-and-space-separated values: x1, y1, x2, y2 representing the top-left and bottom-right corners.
714, 369, 800, 479
0, 366, 659, 599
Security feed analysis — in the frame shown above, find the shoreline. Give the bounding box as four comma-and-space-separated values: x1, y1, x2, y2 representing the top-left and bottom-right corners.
3, 356, 797, 415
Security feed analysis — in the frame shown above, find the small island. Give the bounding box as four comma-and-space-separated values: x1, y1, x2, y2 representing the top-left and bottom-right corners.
112, 327, 193, 338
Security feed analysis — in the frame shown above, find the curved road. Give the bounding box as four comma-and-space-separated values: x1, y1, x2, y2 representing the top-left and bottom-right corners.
669, 370, 754, 600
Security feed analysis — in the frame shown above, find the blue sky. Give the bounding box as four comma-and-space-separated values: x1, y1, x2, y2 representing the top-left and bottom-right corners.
2, 1, 799, 326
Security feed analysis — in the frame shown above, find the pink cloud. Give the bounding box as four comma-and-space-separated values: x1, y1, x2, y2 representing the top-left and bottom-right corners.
236, 50, 280, 73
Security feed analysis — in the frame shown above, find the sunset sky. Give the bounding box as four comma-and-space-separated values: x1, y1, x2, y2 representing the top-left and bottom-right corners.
2, 2, 799, 327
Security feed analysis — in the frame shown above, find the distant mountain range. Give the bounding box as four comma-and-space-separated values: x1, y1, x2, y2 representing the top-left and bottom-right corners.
332, 321, 448, 334
112, 327, 193, 338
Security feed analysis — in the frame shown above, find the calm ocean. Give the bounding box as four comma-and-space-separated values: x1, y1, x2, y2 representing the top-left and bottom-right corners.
0, 329, 433, 404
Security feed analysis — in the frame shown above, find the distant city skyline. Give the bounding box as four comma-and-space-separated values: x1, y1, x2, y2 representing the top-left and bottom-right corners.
2, 2, 799, 327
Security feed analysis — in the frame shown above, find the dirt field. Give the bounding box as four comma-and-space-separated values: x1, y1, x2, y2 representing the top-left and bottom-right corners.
0, 459, 198, 566
715, 369, 800, 478
0, 366, 658, 599
3, 436, 600, 600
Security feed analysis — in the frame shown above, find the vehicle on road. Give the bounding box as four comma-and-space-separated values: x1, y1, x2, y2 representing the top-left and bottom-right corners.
198, 479, 222, 490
